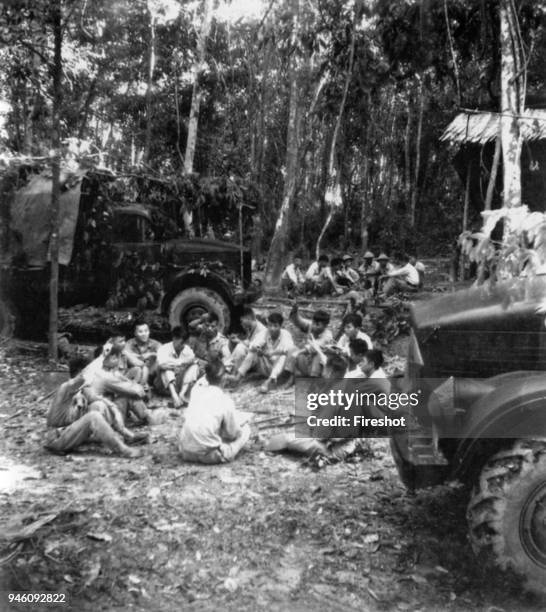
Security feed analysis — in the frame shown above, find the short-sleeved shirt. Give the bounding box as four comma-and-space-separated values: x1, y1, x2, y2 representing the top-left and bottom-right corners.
282, 263, 305, 285
177, 383, 242, 454
388, 263, 419, 286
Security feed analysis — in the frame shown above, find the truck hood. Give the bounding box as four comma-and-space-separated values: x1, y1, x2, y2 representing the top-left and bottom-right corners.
411, 275, 546, 378
412, 276, 546, 332
164, 238, 249, 254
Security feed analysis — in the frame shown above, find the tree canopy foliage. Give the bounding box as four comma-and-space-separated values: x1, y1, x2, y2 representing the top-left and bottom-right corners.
0, 0, 544, 267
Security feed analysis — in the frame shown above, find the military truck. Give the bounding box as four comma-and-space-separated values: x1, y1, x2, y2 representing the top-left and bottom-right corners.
391, 275, 546, 595
0, 170, 258, 339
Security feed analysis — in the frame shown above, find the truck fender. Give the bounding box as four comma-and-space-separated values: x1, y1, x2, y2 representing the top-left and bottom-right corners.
452, 373, 546, 478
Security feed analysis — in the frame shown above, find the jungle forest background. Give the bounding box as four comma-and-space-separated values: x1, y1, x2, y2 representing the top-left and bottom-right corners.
0, 0, 545, 281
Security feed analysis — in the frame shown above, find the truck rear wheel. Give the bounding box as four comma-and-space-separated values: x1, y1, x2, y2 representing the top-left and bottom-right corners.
467, 439, 546, 595
167, 287, 231, 333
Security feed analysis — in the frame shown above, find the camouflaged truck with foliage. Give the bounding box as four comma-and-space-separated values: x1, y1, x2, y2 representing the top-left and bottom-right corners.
0, 169, 259, 339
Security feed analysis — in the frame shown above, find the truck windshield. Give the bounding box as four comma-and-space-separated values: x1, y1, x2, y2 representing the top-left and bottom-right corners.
112, 213, 152, 243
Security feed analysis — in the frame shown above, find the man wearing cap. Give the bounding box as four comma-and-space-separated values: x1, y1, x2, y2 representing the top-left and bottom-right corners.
358, 251, 380, 290
339, 254, 360, 286
376, 253, 394, 294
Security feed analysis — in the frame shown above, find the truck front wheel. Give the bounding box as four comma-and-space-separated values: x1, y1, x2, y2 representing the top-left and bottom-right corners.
167, 287, 231, 333
467, 439, 546, 595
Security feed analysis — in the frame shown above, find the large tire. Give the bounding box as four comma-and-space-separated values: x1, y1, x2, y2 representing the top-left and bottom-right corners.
167, 287, 231, 333
467, 438, 546, 595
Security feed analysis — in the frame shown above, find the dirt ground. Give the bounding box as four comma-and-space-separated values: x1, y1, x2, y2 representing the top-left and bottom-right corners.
0, 334, 544, 612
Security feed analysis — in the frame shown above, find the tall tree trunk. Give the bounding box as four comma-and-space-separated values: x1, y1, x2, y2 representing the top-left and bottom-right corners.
143, 3, 156, 165
315, 6, 357, 259
500, 0, 524, 209
184, 0, 213, 174
404, 102, 411, 204
49, 1, 62, 361
410, 78, 424, 226
182, 0, 213, 236
264, 0, 300, 288
484, 134, 501, 210
360, 114, 372, 250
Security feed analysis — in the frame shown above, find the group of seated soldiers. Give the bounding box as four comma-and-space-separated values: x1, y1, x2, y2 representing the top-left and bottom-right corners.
281, 251, 425, 297
45, 302, 386, 465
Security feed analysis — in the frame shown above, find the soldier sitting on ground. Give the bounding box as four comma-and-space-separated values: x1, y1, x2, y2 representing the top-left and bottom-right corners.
304, 254, 343, 296
382, 252, 420, 296
284, 304, 333, 384
335, 313, 372, 357
281, 253, 306, 295
124, 320, 161, 387
358, 251, 380, 292
338, 254, 360, 287
84, 350, 151, 425
227, 306, 267, 378
226, 312, 295, 393
177, 360, 251, 464
155, 326, 200, 408
44, 356, 147, 458
188, 312, 233, 370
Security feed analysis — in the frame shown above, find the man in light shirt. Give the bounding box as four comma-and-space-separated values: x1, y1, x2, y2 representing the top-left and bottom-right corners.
177, 360, 251, 464
305, 254, 343, 296
281, 254, 305, 294
336, 313, 372, 356
382, 253, 420, 296
228, 306, 267, 376
154, 326, 199, 408
285, 305, 333, 381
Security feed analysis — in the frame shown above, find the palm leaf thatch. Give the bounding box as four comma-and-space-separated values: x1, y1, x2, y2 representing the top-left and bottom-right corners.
441, 110, 546, 145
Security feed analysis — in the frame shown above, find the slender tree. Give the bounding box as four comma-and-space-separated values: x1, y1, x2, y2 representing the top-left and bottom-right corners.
264, 0, 300, 288
500, 0, 525, 209
49, 0, 62, 361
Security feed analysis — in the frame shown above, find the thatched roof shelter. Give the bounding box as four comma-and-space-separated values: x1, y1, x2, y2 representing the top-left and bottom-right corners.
441, 109, 546, 144
439, 109, 546, 218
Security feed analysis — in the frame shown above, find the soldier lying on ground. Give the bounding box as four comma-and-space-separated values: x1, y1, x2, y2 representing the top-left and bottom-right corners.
44, 356, 148, 458
265, 353, 362, 460
177, 360, 251, 464
154, 326, 200, 408
124, 320, 161, 387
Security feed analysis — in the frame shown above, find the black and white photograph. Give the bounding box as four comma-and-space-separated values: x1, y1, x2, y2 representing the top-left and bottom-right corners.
0, 0, 546, 610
